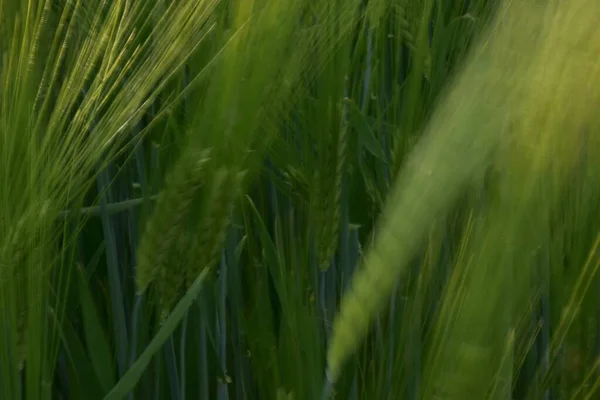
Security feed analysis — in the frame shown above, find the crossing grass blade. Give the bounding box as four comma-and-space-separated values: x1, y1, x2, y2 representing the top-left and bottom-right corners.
103, 268, 211, 400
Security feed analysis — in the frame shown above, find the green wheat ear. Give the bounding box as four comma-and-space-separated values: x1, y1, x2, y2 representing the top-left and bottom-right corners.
313, 99, 348, 272
185, 166, 246, 288
158, 230, 193, 322
0, 221, 28, 369
0, 202, 53, 370
136, 147, 212, 294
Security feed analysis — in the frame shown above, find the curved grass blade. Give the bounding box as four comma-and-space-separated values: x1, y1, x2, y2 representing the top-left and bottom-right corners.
103, 268, 211, 400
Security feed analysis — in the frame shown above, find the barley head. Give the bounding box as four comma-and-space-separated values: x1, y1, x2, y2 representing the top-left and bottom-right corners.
136, 147, 212, 294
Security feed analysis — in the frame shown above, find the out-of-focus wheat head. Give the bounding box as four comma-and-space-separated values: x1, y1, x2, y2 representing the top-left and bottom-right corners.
325, 0, 600, 388
507, 0, 600, 181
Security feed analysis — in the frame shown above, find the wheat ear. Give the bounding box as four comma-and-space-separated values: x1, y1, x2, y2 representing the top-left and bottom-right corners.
313, 97, 348, 272
185, 167, 246, 288
136, 147, 212, 294
158, 230, 193, 321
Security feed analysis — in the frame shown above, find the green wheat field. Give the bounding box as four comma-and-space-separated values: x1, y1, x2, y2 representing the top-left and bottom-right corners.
2, 0, 600, 398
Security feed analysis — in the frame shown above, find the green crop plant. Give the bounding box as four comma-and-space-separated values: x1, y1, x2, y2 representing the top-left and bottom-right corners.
2, 0, 600, 399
